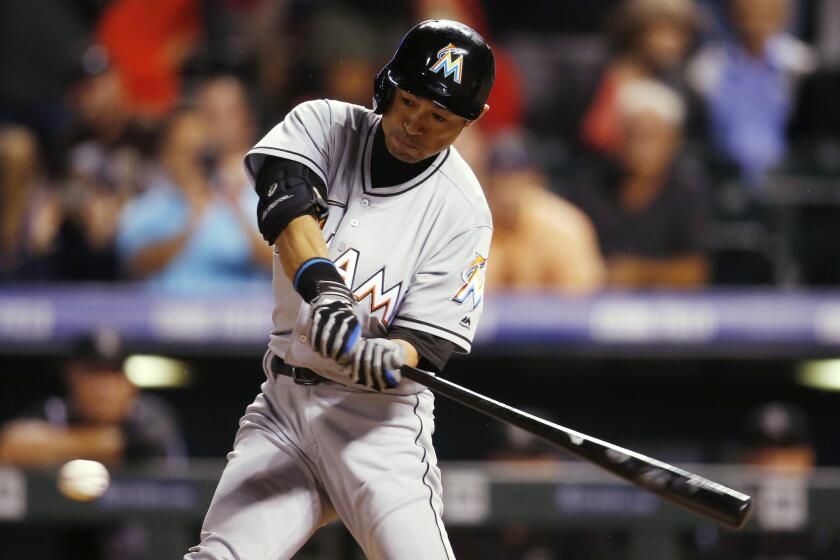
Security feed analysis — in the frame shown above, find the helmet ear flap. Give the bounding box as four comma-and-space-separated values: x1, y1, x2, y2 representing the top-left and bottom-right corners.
372, 65, 395, 114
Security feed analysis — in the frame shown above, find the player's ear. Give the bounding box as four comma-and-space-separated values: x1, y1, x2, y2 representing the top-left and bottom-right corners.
464, 104, 490, 128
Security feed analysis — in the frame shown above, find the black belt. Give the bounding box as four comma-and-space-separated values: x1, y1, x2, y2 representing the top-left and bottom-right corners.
270, 355, 327, 385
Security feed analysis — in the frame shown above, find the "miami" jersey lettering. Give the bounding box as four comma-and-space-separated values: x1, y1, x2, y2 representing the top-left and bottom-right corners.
334, 248, 402, 325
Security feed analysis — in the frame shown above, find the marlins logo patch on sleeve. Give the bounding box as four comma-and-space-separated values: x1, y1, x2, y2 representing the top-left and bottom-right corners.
451, 253, 486, 310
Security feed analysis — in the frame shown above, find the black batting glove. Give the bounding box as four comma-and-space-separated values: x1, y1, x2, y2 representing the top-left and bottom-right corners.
351, 338, 404, 391
308, 280, 362, 364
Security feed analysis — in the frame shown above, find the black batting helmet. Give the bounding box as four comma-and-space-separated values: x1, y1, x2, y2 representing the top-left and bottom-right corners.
373, 19, 495, 121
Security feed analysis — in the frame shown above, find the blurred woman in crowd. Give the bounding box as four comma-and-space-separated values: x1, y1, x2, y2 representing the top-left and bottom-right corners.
581, 0, 702, 156
197, 75, 272, 270
116, 106, 271, 294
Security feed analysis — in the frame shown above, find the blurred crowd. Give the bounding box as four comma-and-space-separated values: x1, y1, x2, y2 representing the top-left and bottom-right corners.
1, 0, 840, 293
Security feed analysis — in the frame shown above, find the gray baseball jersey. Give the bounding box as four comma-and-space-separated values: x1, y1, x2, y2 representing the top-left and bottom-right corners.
187, 100, 491, 560
245, 99, 492, 395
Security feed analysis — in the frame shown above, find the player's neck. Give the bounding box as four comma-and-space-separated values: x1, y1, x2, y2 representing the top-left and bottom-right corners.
370, 126, 436, 189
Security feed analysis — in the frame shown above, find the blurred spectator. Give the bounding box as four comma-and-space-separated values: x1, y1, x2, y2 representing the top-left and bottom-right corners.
55, 45, 158, 282
688, 0, 817, 186
116, 107, 270, 293
0, 0, 95, 165
788, 0, 840, 171
0, 126, 62, 281
97, 0, 202, 119
307, 9, 390, 108
483, 134, 605, 293
695, 0, 808, 41
196, 75, 256, 161
62, 44, 159, 169
242, 1, 402, 129
51, 178, 124, 282
815, 0, 840, 70
197, 75, 273, 270
565, 80, 709, 288
246, 3, 408, 125
66, 45, 140, 151
482, 0, 623, 35
243, 0, 295, 128
581, 0, 702, 155
0, 329, 185, 468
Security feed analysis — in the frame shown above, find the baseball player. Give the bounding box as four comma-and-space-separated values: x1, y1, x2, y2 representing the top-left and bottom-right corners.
186, 19, 494, 560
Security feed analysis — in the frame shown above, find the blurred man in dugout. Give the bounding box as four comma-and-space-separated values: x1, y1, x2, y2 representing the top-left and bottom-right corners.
741, 402, 815, 475
0, 329, 185, 468
483, 134, 605, 293
690, 403, 834, 560
0, 329, 185, 560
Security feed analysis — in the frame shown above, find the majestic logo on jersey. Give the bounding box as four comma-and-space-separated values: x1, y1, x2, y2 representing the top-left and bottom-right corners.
429, 43, 464, 84
333, 248, 402, 325
451, 252, 486, 310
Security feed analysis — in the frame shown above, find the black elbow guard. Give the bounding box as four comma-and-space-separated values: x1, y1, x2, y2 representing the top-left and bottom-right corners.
255, 158, 329, 245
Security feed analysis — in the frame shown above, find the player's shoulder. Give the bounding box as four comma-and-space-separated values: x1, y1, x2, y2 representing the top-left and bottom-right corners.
287, 98, 372, 130
436, 147, 492, 229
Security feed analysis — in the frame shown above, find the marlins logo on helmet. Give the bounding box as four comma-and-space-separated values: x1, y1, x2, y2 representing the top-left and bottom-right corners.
429, 43, 465, 84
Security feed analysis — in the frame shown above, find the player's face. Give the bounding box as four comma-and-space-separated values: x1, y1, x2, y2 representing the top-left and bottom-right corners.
381, 89, 475, 163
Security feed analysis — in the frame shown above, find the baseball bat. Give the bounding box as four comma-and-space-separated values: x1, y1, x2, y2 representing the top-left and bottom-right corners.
400, 365, 752, 529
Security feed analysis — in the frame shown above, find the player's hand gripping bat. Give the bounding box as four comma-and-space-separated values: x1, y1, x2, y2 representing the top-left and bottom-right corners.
400, 365, 752, 529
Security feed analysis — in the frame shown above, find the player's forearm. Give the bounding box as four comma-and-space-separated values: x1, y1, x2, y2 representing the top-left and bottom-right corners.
275, 215, 331, 284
